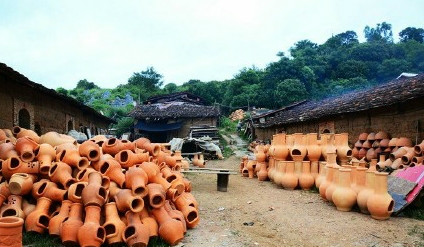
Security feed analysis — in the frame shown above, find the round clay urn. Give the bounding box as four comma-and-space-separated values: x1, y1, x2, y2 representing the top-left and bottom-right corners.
357, 171, 375, 214
325, 167, 339, 203
77, 205, 106, 247
36, 143, 56, 175
315, 161, 327, 189
367, 172, 394, 220
60, 202, 84, 246
122, 211, 150, 247
48, 200, 72, 237
0, 216, 24, 247
332, 168, 357, 212
151, 205, 184, 246
335, 133, 352, 166
273, 133, 289, 161
290, 133, 306, 161
414, 140, 424, 155
25, 197, 52, 233
396, 137, 413, 147
375, 131, 389, 141
379, 139, 390, 148
299, 161, 314, 190
281, 161, 297, 190
358, 133, 368, 142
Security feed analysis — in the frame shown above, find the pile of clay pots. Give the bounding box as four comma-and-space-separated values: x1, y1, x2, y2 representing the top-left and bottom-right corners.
239, 133, 394, 220
0, 127, 199, 247
229, 109, 245, 121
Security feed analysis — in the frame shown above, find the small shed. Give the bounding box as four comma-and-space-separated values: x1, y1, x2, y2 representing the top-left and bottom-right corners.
129, 92, 220, 142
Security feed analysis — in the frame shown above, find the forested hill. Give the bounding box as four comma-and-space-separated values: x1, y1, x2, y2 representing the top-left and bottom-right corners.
56, 22, 424, 135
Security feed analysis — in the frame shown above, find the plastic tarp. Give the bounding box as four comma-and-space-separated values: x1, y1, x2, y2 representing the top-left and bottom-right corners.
169, 137, 223, 158
134, 121, 183, 132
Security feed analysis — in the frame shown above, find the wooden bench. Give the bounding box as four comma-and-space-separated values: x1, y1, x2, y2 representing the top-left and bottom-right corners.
181, 167, 237, 192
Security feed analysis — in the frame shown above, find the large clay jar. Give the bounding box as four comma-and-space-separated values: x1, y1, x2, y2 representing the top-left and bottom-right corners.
1, 195, 25, 218
320, 133, 330, 160
157, 151, 177, 168
332, 168, 357, 211
291, 133, 306, 161
99, 158, 126, 188
272, 161, 283, 186
102, 138, 123, 156
396, 137, 413, 148
36, 143, 56, 175
2, 156, 39, 179
140, 207, 159, 237
352, 167, 367, 194
401, 147, 416, 165
125, 166, 148, 197
115, 150, 150, 168
273, 133, 289, 161
77, 205, 106, 247
281, 161, 297, 190
114, 189, 144, 213
315, 161, 327, 189
335, 133, 352, 166
81, 172, 107, 207
56, 149, 89, 170
13, 127, 40, 143
135, 137, 161, 157
60, 202, 84, 246
32, 179, 67, 201
139, 162, 172, 190
48, 200, 72, 237
174, 195, 199, 229
151, 205, 184, 246
368, 159, 377, 172
147, 183, 166, 208
25, 197, 52, 233
357, 171, 375, 214
367, 172, 394, 220
390, 147, 408, 161
325, 167, 339, 203
15, 137, 39, 162
49, 161, 76, 189
9, 173, 36, 195
299, 161, 314, 190
40, 132, 75, 147
319, 159, 336, 200
122, 211, 150, 247
0, 142, 18, 160
0, 216, 24, 247
78, 140, 101, 161
103, 202, 126, 245
246, 160, 256, 179
257, 161, 268, 181
306, 133, 321, 179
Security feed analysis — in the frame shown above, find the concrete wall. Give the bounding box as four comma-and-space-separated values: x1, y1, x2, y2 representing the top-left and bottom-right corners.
255, 97, 424, 146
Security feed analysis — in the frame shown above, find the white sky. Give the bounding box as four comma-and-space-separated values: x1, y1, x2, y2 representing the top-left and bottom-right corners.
0, 0, 423, 89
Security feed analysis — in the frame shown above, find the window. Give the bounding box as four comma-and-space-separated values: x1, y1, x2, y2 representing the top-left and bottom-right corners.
18, 108, 30, 129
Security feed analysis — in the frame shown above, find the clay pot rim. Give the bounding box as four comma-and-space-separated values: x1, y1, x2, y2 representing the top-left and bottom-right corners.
0, 216, 24, 227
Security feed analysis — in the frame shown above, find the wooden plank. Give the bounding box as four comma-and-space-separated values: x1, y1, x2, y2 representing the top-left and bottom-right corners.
187, 167, 237, 172
181, 170, 237, 175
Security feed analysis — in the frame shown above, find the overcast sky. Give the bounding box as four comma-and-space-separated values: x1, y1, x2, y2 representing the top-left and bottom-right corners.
1, 0, 423, 89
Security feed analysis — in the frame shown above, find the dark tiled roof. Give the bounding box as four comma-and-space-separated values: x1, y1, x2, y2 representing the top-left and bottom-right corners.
0, 63, 114, 124
256, 74, 424, 128
143, 92, 207, 105
129, 102, 220, 119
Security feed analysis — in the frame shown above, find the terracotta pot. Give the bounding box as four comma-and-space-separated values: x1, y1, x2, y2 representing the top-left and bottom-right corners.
9, 173, 36, 195
76, 167, 96, 182
367, 172, 394, 220
22, 199, 35, 216
56, 149, 89, 170
192, 154, 199, 167
55, 143, 78, 155
25, 197, 52, 233
401, 147, 416, 165
101, 138, 123, 156
257, 161, 268, 181
174, 195, 199, 229
315, 161, 327, 189
81, 172, 107, 207
0, 216, 24, 247
164, 201, 187, 233
390, 146, 408, 161
0, 142, 18, 160
273, 161, 284, 186
140, 207, 159, 237
391, 158, 404, 169
368, 159, 378, 172
115, 150, 150, 168
332, 168, 357, 211
89, 135, 108, 147
273, 133, 289, 161
48, 200, 72, 236
290, 133, 306, 162
99, 158, 126, 188
281, 161, 297, 190
375, 131, 389, 141
15, 137, 39, 162
122, 211, 150, 247
160, 165, 178, 183
147, 183, 166, 208
60, 202, 84, 246
36, 143, 56, 175
32, 179, 67, 201
358, 148, 367, 160
255, 145, 266, 163
182, 178, 192, 192
414, 140, 424, 155
325, 167, 339, 203
352, 167, 367, 194
135, 137, 160, 157
358, 133, 368, 142
357, 171, 375, 214
67, 182, 87, 203
78, 140, 101, 161
77, 205, 105, 247
193, 154, 205, 168
335, 133, 352, 166
396, 137, 413, 147
379, 139, 390, 148
139, 162, 171, 190
13, 127, 40, 143
2, 156, 39, 179
298, 161, 314, 190
412, 156, 424, 164
366, 148, 377, 161
306, 133, 321, 161
151, 205, 184, 246
114, 189, 144, 213
1, 195, 25, 218
246, 160, 256, 179
103, 202, 126, 245
319, 162, 336, 200
49, 161, 76, 189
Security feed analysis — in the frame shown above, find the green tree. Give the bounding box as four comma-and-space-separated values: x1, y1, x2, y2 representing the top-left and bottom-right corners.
128, 67, 163, 91
364, 22, 393, 43
56, 87, 68, 95
275, 79, 308, 107
76, 79, 99, 90
399, 27, 424, 43
163, 83, 178, 94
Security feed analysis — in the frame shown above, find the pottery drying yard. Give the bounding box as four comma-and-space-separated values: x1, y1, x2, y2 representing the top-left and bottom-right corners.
182, 155, 424, 247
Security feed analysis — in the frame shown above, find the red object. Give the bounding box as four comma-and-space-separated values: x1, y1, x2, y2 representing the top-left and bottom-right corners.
395, 165, 424, 203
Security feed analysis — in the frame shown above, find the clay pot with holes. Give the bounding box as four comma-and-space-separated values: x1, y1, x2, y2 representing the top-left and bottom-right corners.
81, 172, 107, 207
36, 143, 56, 175
79, 140, 101, 161
147, 183, 166, 209
151, 205, 184, 246
114, 189, 144, 213
15, 137, 39, 162
122, 211, 150, 247
1, 195, 25, 219
25, 197, 52, 233
367, 172, 394, 220
60, 202, 84, 246
135, 137, 161, 157
0, 216, 24, 247
48, 200, 72, 237
103, 202, 126, 245
115, 150, 150, 168
13, 126, 40, 143
56, 149, 89, 170
32, 179, 67, 202
8, 173, 36, 195
49, 162, 75, 189
99, 158, 126, 188
125, 166, 148, 197
67, 182, 88, 203
0, 142, 18, 160
140, 207, 159, 237
2, 156, 39, 179
77, 205, 106, 247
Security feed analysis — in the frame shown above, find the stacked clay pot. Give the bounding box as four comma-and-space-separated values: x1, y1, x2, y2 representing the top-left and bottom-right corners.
0, 126, 199, 247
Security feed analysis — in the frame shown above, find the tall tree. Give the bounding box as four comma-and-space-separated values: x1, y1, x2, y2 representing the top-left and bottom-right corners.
364, 22, 393, 43
399, 27, 424, 43
128, 67, 163, 91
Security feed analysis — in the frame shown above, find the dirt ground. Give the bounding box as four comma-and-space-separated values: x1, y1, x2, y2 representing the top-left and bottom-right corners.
181, 155, 424, 247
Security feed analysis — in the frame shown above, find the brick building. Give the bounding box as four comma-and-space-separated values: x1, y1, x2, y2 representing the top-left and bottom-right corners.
129, 92, 220, 142
0, 63, 113, 136
249, 74, 424, 145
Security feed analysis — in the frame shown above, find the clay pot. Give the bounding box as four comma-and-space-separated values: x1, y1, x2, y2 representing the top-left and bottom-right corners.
273, 133, 289, 161
15, 137, 39, 162
157, 151, 178, 168
358, 148, 367, 160
357, 171, 375, 214
60, 202, 84, 246
255, 145, 266, 163
401, 147, 416, 165
272, 161, 283, 185
48, 200, 72, 236
1, 195, 25, 218
36, 143, 56, 175
56, 149, 89, 170
140, 207, 159, 237
368, 159, 378, 172
414, 140, 424, 155
13, 127, 40, 143
332, 168, 357, 211
49, 161, 76, 189
115, 150, 150, 168
246, 160, 256, 179
396, 137, 413, 147
362, 140, 372, 149
352, 167, 367, 194
325, 167, 339, 203
25, 197, 52, 233
161, 165, 178, 183
298, 161, 314, 190
325, 134, 337, 158
0, 216, 24, 247
2, 156, 39, 179
290, 133, 306, 161
257, 161, 268, 181
114, 189, 144, 213
375, 131, 389, 141
174, 195, 199, 229
358, 133, 368, 142
89, 135, 108, 147
367, 172, 394, 220
151, 205, 184, 246
319, 162, 336, 200
379, 139, 390, 148
412, 156, 424, 164
366, 148, 378, 162
147, 183, 166, 208
315, 161, 327, 189
281, 161, 297, 190
122, 211, 150, 247
335, 133, 352, 166
99, 158, 126, 188
78, 140, 101, 161
139, 162, 171, 190
135, 137, 161, 157
22, 199, 35, 216
81, 172, 107, 207
9, 173, 36, 195
193, 154, 205, 168
391, 158, 404, 169
367, 132, 376, 142
0, 142, 18, 160
77, 205, 106, 247
32, 179, 67, 201
103, 202, 126, 245
67, 182, 87, 203
102, 138, 135, 156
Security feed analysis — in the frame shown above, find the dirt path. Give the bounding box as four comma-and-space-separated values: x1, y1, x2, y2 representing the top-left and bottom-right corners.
182, 156, 424, 247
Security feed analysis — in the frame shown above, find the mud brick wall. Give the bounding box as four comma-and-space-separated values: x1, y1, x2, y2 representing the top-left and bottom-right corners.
255, 97, 424, 146
166, 117, 217, 141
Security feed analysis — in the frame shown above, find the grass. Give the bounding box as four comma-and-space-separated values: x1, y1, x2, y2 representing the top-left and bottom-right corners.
23, 232, 169, 247
402, 205, 424, 221
219, 134, 234, 158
